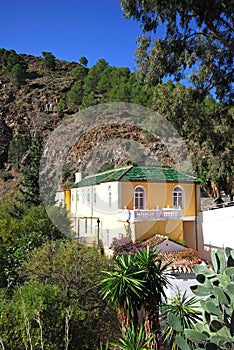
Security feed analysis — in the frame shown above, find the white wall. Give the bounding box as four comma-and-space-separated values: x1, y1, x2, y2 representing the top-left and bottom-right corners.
197, 206, 234, 259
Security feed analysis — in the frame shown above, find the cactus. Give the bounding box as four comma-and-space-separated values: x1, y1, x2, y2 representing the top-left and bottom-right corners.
175, 247, 234, 350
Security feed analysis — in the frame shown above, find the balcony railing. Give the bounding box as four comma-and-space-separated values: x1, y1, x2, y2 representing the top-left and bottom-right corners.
117, 208, 182, 222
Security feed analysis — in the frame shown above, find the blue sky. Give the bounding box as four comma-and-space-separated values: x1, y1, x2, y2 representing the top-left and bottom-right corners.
1, 0, 144, 70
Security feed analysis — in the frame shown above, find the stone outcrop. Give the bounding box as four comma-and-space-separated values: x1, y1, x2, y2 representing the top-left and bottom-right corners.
0, 112, 12, 168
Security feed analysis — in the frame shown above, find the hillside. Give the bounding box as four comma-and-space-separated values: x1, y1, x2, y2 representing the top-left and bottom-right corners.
0, 49, 233, 201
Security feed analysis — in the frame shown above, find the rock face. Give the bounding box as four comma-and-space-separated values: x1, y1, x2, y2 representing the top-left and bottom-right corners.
0, 112, 12, 168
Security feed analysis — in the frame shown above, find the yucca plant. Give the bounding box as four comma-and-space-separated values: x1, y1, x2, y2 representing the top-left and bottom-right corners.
100, 246, 173, 348
161, 290, 202, 349
111, 323, 155, 350
100, 253, 145, 327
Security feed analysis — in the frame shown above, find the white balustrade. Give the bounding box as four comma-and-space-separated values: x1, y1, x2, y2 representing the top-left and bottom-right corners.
117, 208, 182, 222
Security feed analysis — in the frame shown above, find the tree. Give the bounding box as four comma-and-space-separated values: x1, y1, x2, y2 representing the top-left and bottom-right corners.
152, 82, 234, 198
21, 241, 119, 349
71, 64, 88, 80
100, 247, 172, 348
11, 63, 27, 87
18, 131, 43, 208
121, 0, 234, 103
79, 56, 88, 66
66, 80, 84, 107
0, 204, 67, 287
83, 58, 109, 94
8, 134, 28, 167
42, 51, 56, 70
0, 282, 66, 350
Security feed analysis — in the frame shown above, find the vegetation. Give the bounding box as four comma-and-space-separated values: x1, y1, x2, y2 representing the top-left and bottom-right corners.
121, 0, 233, 103
42, 51, 56, 70
0, 186, 233, 350
100, 247, 172, 348
166, 247, 234, 350
0, 45, 232, 198
0, 30, 233, 348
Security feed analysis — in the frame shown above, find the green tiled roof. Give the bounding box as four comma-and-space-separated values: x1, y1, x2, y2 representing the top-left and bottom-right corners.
71, 166, 199, 188
71, 166, 132, 188
121, 167, 199, 183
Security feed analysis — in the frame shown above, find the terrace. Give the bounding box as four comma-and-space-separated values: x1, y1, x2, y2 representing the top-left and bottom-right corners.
117, 207, 182, 222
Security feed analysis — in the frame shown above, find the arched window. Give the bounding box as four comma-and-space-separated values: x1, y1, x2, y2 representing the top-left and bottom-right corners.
173, 186, 184, 209
134, 186, 145, 209
108, 186, 112, 208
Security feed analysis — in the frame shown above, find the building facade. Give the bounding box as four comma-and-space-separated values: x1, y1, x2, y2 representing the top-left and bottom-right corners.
63, 166, 200, 250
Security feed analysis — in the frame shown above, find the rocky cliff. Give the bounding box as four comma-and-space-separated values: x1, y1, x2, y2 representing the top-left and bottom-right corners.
0, 54, 175, 195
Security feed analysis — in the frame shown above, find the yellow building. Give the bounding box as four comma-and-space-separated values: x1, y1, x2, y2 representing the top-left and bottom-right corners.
66, 166, 200, 250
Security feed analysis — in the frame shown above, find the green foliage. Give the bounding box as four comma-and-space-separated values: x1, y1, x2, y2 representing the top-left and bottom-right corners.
174, 248, 234, 350
81, 90, 97, 108
21, 241, 118, 349
11, 63, 27, 87
56, 99, 67, 111
152, 82, 234, 197
0, 282, 66, 349
41, 51, 56, 70
79, 56, 88, 66
162, 291, 202, 349
0, 48, 28, 72
18, 131, 43, 210
8, 134, 28, 166
112, 323, 155, 350
66, 80, 83, 107
71, 64, 88, 80
0, 170, 13, 181
100, 247, 172, 347
121, 0, 233, 102
83, 58, 109, 94
0, 204, 68, 287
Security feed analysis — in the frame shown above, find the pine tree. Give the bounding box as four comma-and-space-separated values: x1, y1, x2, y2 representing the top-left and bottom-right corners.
11, 131, 43, 218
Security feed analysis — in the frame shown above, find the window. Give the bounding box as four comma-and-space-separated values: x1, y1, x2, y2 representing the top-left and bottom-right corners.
76, 190, 79, 202
108, 186, 112, 208
87, 189, 90, 202
173, 186, 184, 209
93, 188, 97, 204
134, 186, 145, 209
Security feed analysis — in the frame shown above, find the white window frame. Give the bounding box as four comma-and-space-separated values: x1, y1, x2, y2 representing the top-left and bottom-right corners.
173, 186, 184, 209
108, 186, 112, 208
93, 188, 97, 205
134, 186, 145, 209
